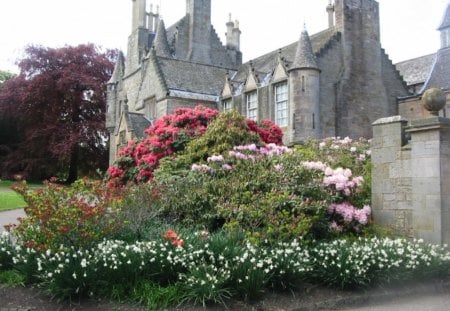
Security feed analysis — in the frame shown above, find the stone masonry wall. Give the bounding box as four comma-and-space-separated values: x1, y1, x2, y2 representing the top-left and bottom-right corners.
372, 115, 450, 245
372, 116, 413, 237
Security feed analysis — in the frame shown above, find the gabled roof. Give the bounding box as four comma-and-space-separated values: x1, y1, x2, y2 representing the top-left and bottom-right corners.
157, 57, 229, 96
395, 54, 436, 86
127, 112, 152, 138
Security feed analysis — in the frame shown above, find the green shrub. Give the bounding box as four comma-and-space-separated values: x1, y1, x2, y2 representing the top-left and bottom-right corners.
0, 270, 25, 287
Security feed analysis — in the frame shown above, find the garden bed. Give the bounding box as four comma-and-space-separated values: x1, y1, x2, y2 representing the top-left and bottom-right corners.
2, 278, 450, 311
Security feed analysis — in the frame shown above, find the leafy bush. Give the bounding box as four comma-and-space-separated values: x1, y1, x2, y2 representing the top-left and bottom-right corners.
11, 179, 121, 250
156, 138, 372, 242
107, 107, 284, 187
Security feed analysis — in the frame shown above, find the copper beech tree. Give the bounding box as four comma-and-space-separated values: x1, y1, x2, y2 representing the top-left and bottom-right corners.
0, 44, 116, 182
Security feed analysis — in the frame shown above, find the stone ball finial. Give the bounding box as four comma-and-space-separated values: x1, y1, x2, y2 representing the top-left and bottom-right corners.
422, 88, 446, 116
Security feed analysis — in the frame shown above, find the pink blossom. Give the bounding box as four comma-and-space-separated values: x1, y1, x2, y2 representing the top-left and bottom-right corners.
301, 161, 327, 171
222, 164, 233, 171
207, 155, 224, 162
354, 205, 371, 225
191, 164, 213, 172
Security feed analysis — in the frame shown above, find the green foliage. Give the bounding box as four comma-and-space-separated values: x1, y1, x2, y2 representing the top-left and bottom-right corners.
132, 281, 181, 310
156, 110, 261, 177
0, 191, 27, 211
155, 137, 371, 242
0, 270, 25, 287
115, 182, 163, 241
11, 179, 121, 250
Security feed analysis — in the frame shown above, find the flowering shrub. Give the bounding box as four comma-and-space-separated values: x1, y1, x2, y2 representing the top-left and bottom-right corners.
158, 138, 371, 241
107, 108, 284, 187
106, 105, 219, 187
10, 179, 121, 250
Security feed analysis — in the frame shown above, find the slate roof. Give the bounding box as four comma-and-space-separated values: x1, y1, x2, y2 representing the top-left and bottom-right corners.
154, 19, 172, 58
423, 47, 450, 91
439, 4, 450, 30
395, 54, 436, 86
157, 57, 229, 96
291, 29, 319, 70
232, 28, 336, 83
127, 112, 152, 138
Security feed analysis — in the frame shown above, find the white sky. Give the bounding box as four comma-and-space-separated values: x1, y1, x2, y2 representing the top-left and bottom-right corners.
0, 0, 448, 73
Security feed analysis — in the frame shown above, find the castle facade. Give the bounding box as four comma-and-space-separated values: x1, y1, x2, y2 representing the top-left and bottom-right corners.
106, 0, 410, 163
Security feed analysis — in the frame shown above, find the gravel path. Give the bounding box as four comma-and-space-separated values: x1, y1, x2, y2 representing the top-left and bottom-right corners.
0, 208, 25, 232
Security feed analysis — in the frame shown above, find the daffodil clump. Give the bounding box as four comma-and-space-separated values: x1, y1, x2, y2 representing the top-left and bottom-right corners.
2, 229, 450, 307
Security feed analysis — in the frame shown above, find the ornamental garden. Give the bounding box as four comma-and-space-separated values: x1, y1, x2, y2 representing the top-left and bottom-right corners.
1, 106, 450, 309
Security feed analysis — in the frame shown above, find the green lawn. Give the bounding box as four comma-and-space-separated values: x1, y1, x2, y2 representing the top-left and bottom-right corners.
0, 191, 26, 211
0, 180, 40, 211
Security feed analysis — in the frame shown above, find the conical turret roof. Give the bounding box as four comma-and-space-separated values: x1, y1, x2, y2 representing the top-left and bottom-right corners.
439, 4, 450, 30
153, 19, 172, 58
290, 29, 319, 71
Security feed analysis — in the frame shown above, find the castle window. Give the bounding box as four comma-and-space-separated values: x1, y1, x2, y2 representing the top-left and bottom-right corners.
275, 82, 288, 127
119, 130, 127, 146
302, 76, 305, 92
144, 97, 156, 122
222, 98, 233, 111
246, 91, 258, 121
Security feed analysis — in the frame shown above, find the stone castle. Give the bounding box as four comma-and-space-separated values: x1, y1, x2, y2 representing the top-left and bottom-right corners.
106, 0, 417, 163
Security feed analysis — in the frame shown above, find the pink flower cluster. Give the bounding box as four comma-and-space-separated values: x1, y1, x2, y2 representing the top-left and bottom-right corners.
228, 150, 256, 161
191, 164, 213, 172
301, 162, 364, 196
328, 202, 371, 225
207, 155, 225, 162
323, 167, 364, 196
301, 161, 327, 171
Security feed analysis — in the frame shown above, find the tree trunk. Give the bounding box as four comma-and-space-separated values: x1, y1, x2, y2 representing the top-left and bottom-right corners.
66, 144, 79, 184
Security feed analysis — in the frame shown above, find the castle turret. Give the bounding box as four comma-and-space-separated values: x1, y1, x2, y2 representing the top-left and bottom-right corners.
439, 4, 450, 49
422, 3, 450, 92
288, 28, 321, 144
186, 0, 212, 64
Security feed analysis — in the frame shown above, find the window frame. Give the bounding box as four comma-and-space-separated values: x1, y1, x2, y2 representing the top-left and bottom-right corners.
274, 81, 288, 127
246, 91, 258, 121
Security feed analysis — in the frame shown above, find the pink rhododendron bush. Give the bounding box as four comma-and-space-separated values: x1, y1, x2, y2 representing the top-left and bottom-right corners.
152, 136, 372, 241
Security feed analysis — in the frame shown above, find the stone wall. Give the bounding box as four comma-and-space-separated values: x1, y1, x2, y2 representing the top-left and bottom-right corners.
372, 115, 450, 245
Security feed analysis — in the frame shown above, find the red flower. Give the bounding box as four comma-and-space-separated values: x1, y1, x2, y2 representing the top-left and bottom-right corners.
164, 230, 178, 240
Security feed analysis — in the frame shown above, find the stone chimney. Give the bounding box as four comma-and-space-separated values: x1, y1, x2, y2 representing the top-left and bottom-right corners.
186, 0, 212, 64
225, 14, 241, 51
132, 0, 147, 32
326, 0, 335, 28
